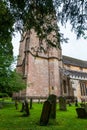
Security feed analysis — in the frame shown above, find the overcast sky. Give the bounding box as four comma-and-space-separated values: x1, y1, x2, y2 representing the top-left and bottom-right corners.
12, 23, 87, 61
60, 23, 87, 61
12, 32, 20, 57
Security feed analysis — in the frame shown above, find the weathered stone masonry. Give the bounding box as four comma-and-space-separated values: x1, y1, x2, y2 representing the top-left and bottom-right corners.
16, 29, 62, 98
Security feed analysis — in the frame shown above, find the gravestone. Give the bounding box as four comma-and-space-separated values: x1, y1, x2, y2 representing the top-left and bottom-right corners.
20, 101, 25, 112
76, 108, 87, 118
21, 100, 30, 116
40, 100, 52, 126
47, 94, 57, 119
59, 96, 67, 111
24, 99, 30, 116
84, 103, 87, 113
15, 100, 18, 110
75, 98, 78, 107
30, 98, 33, 109
67, 100, 72, 106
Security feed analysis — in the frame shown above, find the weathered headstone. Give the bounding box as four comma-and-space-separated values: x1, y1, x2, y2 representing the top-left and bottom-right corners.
24, 99, 30, 116
40, 100, 52, 126
67, 100, 72, 106
20, 101, 25, 112
75, 98, 78, 107
15, 100, 18, 110
84, 103, 87, 113
21, 100, 30, 116
59, 96, 67, 111
76, 108, 87, 118
38, 98, 40, 104
30, 98, 33, 109
47, 94, 57, 119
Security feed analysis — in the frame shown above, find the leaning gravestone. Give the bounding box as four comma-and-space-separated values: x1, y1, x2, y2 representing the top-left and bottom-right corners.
40, 100, 52, 126
47, 94, 57, 119
59, 96, 67, 111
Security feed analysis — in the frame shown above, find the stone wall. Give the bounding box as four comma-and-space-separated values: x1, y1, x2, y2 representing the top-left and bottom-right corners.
16, 28, 61, 98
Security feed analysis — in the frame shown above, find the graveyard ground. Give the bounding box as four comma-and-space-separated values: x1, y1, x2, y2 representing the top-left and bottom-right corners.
0, 99, 87, 130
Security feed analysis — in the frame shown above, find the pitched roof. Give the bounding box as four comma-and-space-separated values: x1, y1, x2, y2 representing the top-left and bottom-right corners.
66, 70, 87, 78
60, 68, 87, 78
62, 55, 87, 68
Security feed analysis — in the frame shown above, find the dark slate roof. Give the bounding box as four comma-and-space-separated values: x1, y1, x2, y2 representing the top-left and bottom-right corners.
65, 70, 87, 78
62, 55, 87, 68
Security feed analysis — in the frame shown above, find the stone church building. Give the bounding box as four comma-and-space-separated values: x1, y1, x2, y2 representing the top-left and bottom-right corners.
14, 27, 87, 103
62, 56, 87, 102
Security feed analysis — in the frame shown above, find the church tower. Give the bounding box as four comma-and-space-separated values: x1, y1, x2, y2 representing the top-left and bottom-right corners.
16, 30, 62, 98
16, 2, 62, 98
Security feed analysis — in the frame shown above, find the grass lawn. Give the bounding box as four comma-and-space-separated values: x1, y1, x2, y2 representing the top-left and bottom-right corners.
0, 100, 87, 130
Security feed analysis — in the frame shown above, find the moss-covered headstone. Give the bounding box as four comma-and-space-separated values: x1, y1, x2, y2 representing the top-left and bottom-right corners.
59, 96, 67, 111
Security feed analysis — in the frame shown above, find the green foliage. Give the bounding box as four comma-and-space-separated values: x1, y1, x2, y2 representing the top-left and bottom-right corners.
8, 70, 26, 93
55, 0, 87, 38
0, 1, 26, 97
0, 0, 15, 95
6, 0, 61, 48
6, 0, 87, 39
0, 1, 14, 42
0, 70, 26, 96
0, 0, 14, 75
0, 93, 8, 98
1, 0, 87, 48
0, 0, 14, 53
0, 1, 23, 97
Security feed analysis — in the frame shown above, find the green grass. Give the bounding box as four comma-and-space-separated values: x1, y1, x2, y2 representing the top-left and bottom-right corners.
0, 101, 87, 130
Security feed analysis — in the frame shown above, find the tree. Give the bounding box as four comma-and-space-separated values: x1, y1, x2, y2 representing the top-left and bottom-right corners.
54, 0, 87, 38
7, 0, 61, 47
0, 1, 14, 79
6, 0, 87, 40
0, 69, 26, 97
8, 70, 26, 96
0, 1, 26, 96
0, 0, 14, 96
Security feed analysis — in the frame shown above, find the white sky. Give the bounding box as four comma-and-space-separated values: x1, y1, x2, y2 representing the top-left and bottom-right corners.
60, 23, 87, 61
12, 32, 21, 57
12, 23, 87, 61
